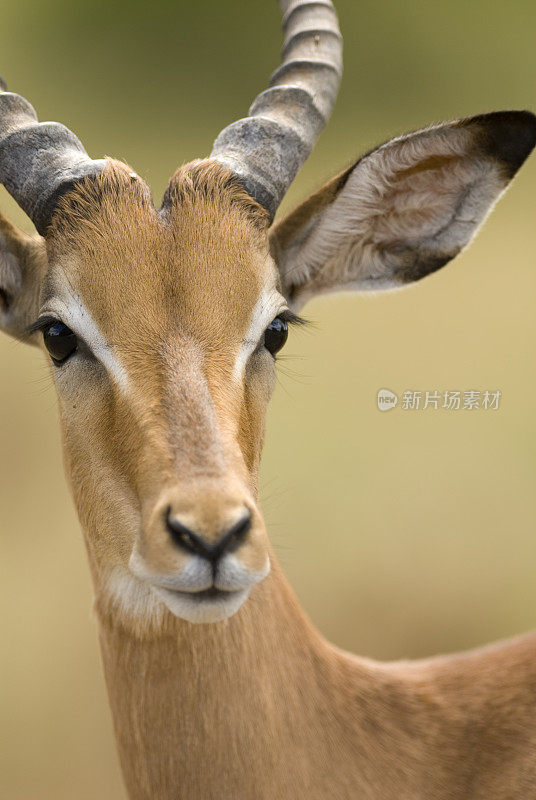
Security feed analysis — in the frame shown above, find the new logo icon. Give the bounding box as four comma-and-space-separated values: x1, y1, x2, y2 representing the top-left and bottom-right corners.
377, 389, 398, 412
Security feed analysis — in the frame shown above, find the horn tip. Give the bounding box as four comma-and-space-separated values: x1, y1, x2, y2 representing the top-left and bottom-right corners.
0, 75, 7, 92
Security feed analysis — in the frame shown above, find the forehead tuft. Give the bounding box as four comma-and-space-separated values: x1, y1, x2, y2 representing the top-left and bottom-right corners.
42, 158, 277, 350
49, 159, 156, 243
162, 159, 270, 233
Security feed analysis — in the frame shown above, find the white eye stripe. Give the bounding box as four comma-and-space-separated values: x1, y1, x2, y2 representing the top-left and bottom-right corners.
233, 287, 287, 380
41, 295, 129, 391
43, 280, 283, 388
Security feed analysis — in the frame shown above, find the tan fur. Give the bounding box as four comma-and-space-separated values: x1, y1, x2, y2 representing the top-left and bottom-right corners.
46, 161, 276, 593
96, 568, 536, 799
2, 144, 536, 799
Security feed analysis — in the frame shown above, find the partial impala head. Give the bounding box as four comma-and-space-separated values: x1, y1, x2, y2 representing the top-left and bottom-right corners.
0, 2, 535, 627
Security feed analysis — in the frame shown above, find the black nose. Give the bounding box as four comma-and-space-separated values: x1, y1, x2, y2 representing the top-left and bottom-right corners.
166, 508, 252, 561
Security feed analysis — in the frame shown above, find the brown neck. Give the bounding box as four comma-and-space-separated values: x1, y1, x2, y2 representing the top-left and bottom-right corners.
91, 547, 536, 800
94, 556, 355, 799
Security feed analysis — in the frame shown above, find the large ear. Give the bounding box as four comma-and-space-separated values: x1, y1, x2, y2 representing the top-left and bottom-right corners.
0, 212, 47, 342
270, 111, 536, 309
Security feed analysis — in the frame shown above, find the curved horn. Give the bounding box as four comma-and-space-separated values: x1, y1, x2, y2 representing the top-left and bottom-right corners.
0, 80, 105, 236
210, 0, 343, 221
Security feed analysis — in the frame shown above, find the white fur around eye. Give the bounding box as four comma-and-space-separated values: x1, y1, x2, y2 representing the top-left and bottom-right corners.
233, 285, 286, 381
42, 294, 129, 392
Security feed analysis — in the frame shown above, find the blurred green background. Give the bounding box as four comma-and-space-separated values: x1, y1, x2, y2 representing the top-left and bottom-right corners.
1, 1, 535, 797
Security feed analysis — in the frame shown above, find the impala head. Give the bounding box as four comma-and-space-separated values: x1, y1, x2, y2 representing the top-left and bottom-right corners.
0, 2, 535, 628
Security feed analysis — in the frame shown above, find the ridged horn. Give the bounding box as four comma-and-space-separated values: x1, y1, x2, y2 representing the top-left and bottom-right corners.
0, 80, 106, 236
210, 0, 343, 221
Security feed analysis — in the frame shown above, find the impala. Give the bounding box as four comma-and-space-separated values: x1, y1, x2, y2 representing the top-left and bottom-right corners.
1, 1, 536, 798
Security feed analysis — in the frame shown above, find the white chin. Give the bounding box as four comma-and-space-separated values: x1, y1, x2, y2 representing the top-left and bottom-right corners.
151, 586, 251, 624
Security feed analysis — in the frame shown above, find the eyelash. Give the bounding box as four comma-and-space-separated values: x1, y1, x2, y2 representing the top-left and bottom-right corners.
26, 314, 63, 336
277, 310, 308, 328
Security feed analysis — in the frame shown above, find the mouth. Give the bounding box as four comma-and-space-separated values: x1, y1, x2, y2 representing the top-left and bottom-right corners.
151, 584, 250, 624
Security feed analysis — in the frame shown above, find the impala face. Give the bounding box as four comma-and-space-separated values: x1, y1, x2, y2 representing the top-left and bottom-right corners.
1, 0, 535, 630
31, 161, 291, 624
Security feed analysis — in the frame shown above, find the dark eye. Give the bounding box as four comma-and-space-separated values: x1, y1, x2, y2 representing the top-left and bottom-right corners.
264, 316, 288, 357
43, 321, 78, 365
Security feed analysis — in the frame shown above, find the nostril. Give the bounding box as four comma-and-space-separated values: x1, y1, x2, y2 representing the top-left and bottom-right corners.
165, 508, 201, 555
165, 506, 252, 561
224, 512, 251, 552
